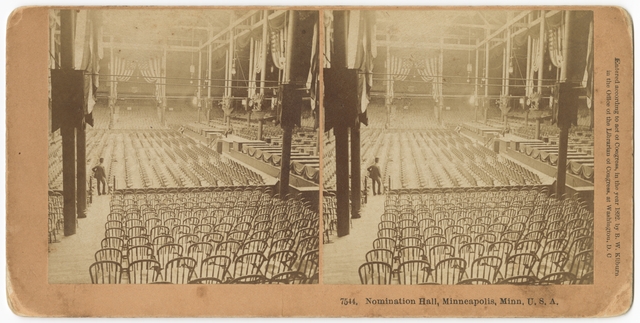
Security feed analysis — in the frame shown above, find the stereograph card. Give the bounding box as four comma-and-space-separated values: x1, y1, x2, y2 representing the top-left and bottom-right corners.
5, 5, 633, 317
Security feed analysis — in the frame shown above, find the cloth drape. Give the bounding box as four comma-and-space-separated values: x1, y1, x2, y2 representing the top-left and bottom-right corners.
323, 11, 333, 68
74, 10, 103, 115
582, 21, 594, 109
270, 24, 287, 70
306, 20, 320, 111
547, 23, 564, 68
346, 10, 376, 116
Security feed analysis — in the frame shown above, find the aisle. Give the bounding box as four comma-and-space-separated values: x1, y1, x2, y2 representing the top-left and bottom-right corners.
323, 193, 385, 284
48, 194, 110, 284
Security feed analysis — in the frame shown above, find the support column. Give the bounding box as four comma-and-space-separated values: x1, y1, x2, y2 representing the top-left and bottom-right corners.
350, 120, 361, 219
109, 40, 115, 129
259, 10, 268, 94
248, 36, 255, 98
76, 120, 87, 218
279, 126, 293, 198
555, 11, 574, 199
278, 10, 301, 199
197, 41, 202, 123
161, 47, 167, 126
505, 27, 511, 97
61, 126, 77, 235
227, 24, 235, 99
525, 32, 531, 127
474, 47, 479, 122
207, 29, 212, 100
334, 125, 350, 236
60, 9, 77, 235
556, 124, 569, 198
438, 41, 444, 123
535, 118, 541, 140
484, 30, 489, 124
258, 118, 264, 141
333, 10, 351, 237
538, 11, 546, 95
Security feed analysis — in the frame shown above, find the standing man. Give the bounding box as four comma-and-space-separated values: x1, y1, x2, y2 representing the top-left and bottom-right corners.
92, 158, 107, 196
367, 157, 382, 196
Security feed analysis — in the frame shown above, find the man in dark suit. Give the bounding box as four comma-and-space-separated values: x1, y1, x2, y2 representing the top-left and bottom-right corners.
92, 158, 107, 196
367, 157, 382, 196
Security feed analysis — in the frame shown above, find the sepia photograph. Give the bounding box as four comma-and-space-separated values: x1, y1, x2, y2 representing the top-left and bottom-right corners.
322, 9, 595, 285
47, 8, 320, 284
5, 5, 633, 317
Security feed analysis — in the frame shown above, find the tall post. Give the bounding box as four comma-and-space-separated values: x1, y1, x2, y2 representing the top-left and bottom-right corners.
484, 29, 489, 123
278, 10, 301, 199
161, 47, 167, 126
76, 119, 87, 218
556, 125, 569, 197
207, 29, 212, 100
333, 10, 350, 236
385, 33, 391, 128
248, 36, 255, 98
60, 9, 77, 235
555, 11, 573, 199
537, 10, 546, 95
506, 27, 511, 97
259, 10, 268, 95
474, 47, 479, 122
224, 49, 229, 98
439, 42, 444, 123
227, 23, 235, 99
350, 119, 361, 219
525, 32, 532, 127
109, 40, 115, 129
258, 118, 264, 141
197, 41, 202, 123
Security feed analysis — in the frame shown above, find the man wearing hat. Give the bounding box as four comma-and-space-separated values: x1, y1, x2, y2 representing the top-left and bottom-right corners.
367, 157, 383, 196
92, 158, 107, 196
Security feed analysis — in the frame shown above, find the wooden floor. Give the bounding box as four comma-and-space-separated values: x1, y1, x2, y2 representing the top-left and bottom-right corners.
323, 193, 386, 284
48, 194, 111, 284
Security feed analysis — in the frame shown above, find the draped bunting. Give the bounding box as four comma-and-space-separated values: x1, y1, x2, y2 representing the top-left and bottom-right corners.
525, 38, 535, 98
583, 21, 594, 109
389, 56, 411, 81
248, 38, 265, 98
74, 10, 103, 116
323, 11, 333, 68
387, 55, 443, 104
138, 57, 163, 103
547, 24, 564, 68
113, 56, 135, 82
269, 27, 287, 70
385, 55, 410, 104
306, 20, 320, 111
253, 39, 264, 75
347, 10, 376, 115
417, 57, 442, 101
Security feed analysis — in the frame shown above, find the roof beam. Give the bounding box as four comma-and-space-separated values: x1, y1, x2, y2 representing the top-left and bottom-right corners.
476, 10, 531, 49
199, 10, 258, 50
378, 40, 474, 51
104, 42, 198, 53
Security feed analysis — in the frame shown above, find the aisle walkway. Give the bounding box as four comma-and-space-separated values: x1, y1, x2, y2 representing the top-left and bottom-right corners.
48, 194, 111, 284
323, 193, 386, 284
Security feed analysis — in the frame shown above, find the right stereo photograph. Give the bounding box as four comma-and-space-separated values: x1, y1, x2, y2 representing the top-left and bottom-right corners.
322, 9, 594, 285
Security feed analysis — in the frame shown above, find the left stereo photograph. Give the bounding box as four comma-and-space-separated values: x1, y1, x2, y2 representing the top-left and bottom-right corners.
47, 8, 321, 285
